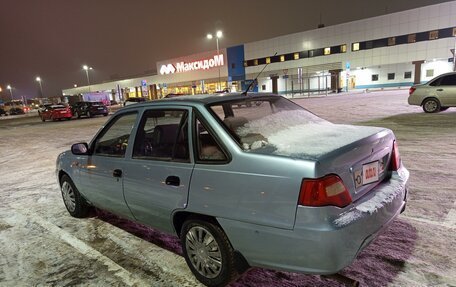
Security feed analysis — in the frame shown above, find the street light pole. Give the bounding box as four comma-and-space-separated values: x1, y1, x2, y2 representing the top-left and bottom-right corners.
83, 65, 93, 92
207, 30, 223, 91
36, 77, 44, 98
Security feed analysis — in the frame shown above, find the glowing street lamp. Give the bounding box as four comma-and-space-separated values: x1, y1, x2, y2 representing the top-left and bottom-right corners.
6, 85, 13, 101
36, 76, 44, 97
82, 65, 93, 92
207, 30, 223, 90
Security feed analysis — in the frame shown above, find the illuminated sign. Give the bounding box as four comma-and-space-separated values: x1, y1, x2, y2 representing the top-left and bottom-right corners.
159, 54, 224, 75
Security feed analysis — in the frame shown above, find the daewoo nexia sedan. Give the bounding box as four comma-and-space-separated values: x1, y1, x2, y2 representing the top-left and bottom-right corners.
408, 71, 456, 113
56, 93, 409, 287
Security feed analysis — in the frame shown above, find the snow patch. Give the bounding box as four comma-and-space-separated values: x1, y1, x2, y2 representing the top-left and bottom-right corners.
334, 169, 409, 227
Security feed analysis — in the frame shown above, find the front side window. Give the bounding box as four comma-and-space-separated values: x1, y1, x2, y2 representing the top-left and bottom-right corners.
93, 112, 138, 157
132, 109, 189, 162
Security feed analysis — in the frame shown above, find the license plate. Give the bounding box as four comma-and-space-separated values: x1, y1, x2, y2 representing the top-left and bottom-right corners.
98, 107, 103, 110
60, 111, 66, 113
362, 161, 379, 185
354, 161, 379, 188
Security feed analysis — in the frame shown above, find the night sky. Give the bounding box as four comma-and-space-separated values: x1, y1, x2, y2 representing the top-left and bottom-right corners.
0, 0, 450, 99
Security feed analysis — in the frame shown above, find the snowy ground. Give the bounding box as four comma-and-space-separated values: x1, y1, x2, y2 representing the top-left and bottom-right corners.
1, 89, 455, 286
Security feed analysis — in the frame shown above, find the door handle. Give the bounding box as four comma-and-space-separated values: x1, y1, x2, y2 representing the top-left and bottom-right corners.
165, 176, 180, 186
436, 89, 444, 91
113, 169, 122, 178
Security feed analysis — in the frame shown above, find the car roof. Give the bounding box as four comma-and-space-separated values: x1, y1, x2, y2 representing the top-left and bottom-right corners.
123, 93, 280, 110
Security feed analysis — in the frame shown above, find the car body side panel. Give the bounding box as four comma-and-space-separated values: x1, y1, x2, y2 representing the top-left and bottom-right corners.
187, 153, 315, 230
122, 159, 194, 233
217, 167, 408, 274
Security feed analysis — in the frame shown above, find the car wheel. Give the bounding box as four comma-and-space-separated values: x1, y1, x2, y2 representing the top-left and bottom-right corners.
422, 98, 441, 113
440, 107, 449, 111
104, 113, 108, 116
60, 174, 90, 218
181, 219, 238, 287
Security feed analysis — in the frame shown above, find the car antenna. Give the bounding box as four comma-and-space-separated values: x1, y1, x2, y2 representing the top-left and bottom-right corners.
242, 52, 277, 96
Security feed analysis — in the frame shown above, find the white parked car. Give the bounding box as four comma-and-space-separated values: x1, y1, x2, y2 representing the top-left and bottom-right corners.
408, 72, 456, 113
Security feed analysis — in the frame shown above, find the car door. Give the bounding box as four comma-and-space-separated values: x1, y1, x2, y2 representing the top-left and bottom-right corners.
435, 74, 456, 106
77, 111, 139, 219
122, 107, 194, 233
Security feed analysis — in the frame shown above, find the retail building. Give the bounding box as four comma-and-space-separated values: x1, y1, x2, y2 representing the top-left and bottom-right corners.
63, 1, 456, 100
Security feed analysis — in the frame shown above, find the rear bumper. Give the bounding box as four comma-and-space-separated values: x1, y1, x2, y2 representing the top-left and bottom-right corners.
218, 167, 409, 274
53, 112, 72, 119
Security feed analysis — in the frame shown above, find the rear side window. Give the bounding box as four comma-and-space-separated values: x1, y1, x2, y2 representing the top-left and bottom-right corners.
195, 118, 227, 162
439, 75, 456, 86
133, 109, 189, 162
93, 112, 138, 157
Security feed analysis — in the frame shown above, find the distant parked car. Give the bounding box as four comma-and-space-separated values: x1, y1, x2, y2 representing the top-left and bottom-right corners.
40, 104, 72, 121
9, 107, 25, 115
0, 108, 7, 116
57, 93, 409, 287
72, 101, 108, 118
408, 71, 456, 113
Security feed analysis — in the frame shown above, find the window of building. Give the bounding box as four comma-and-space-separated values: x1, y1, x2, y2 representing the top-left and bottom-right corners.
453, 27, 456, 37
324, 47, 331, 55
294, 53, 299, 60
341, 44, 347, 53
404, 71, 412, 79
372, 74, 379, 81
352, 43, 360, 51
429, 30, 439, 40
243, 61, 248, 67
254, 59, 258, 66
388, 37, 396, 46
387, 73, 395, 80
365, 41, 373, 49
426, 69, 434, 77
262, 84, 266, 91
280, 55, 285, 62
408, 34, 416, 43
266, 57, 271, 64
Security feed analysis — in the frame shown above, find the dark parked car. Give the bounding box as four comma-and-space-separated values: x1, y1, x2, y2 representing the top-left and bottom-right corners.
0, 108, 7, 116
9, 107, 25, 115
40, 104, 72, 121
57, 93, 409, 287
72, 101, 109, 118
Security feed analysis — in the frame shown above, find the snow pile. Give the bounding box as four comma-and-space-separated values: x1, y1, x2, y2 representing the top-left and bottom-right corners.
334, 168, 409, 227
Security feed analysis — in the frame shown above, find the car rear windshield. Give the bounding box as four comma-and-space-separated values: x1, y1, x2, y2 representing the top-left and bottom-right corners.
208, 97, 327, 153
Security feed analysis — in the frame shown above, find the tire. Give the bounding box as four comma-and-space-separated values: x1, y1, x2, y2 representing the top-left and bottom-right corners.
60, 174, 90, 218
422, 98, 441, 113
440, 107, 449, 111
103, 113, 108, 117
181, 219, 238, 287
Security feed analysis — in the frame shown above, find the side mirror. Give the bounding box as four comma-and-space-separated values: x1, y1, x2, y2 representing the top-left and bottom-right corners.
71, 142, 89, 155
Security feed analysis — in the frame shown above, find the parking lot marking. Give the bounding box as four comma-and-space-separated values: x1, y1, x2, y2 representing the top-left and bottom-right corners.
5, 210, 150, 287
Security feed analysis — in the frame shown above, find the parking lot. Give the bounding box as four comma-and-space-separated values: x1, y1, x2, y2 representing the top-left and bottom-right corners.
1, 89, 455, 286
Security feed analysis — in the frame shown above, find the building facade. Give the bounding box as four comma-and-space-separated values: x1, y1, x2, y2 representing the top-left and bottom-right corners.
63, 1, 456, 99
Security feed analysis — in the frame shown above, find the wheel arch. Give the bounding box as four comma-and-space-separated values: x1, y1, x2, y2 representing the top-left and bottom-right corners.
420, 96, 440, 106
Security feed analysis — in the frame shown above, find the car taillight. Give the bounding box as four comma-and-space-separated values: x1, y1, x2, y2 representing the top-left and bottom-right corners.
299, 175, 352, 208
390, 140, 401, 171
409, 86, 416, 95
